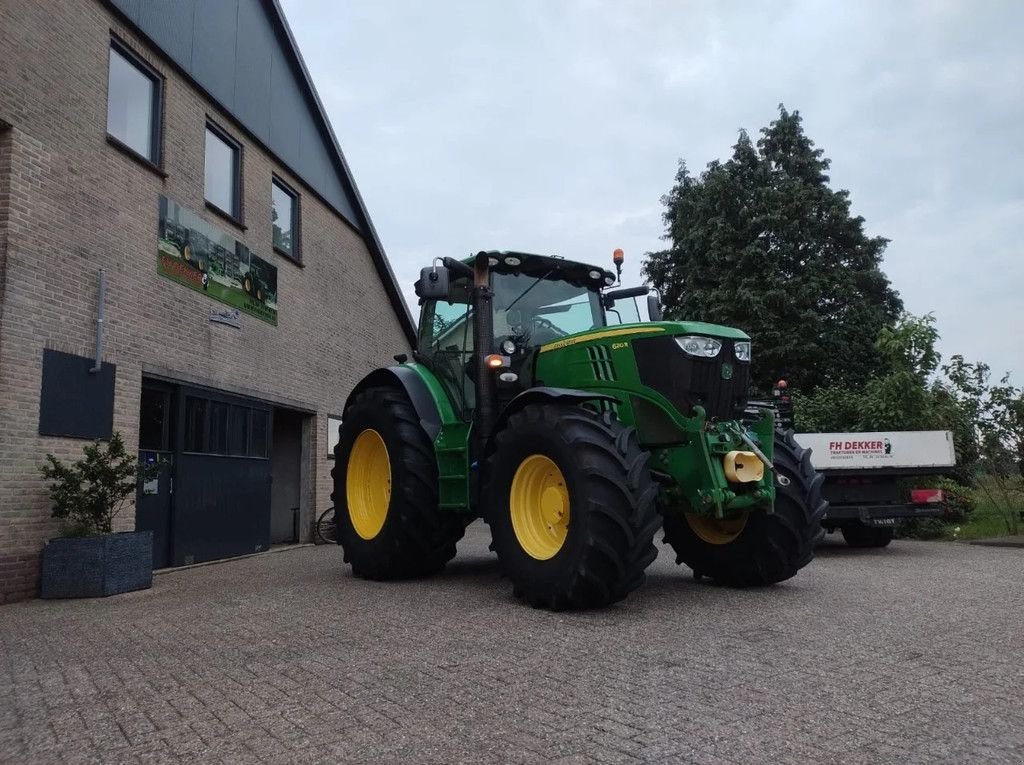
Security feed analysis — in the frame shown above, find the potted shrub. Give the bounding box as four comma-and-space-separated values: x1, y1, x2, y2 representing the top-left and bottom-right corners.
39, 433, 159, 598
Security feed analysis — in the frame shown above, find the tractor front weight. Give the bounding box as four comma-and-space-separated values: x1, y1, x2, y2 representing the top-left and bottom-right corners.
653, 406, 776, 520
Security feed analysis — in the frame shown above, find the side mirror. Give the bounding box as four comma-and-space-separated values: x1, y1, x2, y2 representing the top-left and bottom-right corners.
414, 265, 450, 300
646, 292, 663, 322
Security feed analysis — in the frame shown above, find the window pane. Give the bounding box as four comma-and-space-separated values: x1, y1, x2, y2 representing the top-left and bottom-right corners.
492, 272, 604, 347
209, 401, 228, 454
227, 405, 249, 456
250, 410, 269, 457
184, 397, 207, 453
272, 181, 294, 256
138, 389, 167, 451
107, 47, 156, 160
205, 128, 237, 215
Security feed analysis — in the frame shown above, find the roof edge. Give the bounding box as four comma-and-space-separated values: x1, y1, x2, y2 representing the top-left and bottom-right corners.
264, 0, 416, 345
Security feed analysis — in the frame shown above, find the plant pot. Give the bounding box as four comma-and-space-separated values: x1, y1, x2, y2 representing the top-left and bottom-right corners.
40, 531, 153, 599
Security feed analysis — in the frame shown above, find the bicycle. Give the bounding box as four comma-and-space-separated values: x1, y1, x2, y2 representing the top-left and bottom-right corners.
315, 506, 337, 545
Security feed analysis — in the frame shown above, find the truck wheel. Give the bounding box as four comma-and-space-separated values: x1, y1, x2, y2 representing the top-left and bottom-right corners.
331, 386, 464, 579
483, 404, 660, 610
841, 524, 894, 548
662, 429, 826, 586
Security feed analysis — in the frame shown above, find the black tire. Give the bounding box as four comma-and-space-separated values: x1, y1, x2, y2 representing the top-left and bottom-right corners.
841, 524, 894, 548
662, 429, 826, 586
483, 404, 661, 610
331, 386, 465, 579
315, 507, 336, 545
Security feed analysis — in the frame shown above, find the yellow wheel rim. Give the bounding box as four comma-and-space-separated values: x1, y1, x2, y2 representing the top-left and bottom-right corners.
510, 454, 570, 560
346, 429, 391, 540
685, 512, 748, 545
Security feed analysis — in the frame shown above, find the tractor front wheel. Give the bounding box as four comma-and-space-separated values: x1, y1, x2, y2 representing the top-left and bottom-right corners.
484, 404, 660, 610
662, 429, 826, 586
331, 386, 465, 579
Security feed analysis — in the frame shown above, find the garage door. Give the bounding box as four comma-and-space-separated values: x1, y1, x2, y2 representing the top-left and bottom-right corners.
171, 386, 272, 566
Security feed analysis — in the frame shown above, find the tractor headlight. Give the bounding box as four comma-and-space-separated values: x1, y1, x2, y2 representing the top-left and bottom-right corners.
675, 335, 722, 358
734, 341, 751, 362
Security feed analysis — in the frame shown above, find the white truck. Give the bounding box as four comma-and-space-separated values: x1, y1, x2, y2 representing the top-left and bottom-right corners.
793, 430, 957, 548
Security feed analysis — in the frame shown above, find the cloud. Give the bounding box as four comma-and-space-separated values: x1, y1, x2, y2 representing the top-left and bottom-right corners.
282, 0, 1023, 382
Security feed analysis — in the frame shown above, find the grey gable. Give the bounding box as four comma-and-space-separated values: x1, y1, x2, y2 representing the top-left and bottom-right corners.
104, 0, 416, 342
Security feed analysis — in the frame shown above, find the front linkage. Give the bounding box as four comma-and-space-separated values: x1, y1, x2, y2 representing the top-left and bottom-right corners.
662, 406, 777, 520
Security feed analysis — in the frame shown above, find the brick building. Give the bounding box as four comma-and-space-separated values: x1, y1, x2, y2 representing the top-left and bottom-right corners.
0, 0, 416, 602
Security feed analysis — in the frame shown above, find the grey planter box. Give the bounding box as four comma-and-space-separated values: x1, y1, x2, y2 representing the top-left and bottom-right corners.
40, 531, 153, 599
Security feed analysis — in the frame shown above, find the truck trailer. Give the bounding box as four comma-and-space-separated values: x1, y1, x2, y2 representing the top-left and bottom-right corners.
794, 430, 957, 547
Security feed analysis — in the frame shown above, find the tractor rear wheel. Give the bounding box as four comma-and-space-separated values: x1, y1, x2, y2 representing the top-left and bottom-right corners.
484, 404, 660, 610
841, 524, 894, 548
331, 386, 464, 579
662, 429, 826, 586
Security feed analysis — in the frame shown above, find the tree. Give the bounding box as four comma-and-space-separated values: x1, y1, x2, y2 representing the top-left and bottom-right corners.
644, 106, 903, 393
942, 357, 1023, 534
795, 314, 979, 483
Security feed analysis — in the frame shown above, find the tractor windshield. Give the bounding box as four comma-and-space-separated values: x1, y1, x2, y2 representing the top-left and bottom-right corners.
492, 271, 605, 348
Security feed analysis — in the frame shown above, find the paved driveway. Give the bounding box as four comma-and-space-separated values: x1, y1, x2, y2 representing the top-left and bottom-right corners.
1, 525, 1022, 764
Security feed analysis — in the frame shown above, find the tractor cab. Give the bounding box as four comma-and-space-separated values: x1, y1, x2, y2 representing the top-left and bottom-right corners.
414, 250, 664, 418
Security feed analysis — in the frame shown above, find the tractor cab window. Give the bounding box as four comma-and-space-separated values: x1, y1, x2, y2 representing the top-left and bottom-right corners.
492, 271, 604, 348
418, 278, 475, 416
606, 295, 641, 325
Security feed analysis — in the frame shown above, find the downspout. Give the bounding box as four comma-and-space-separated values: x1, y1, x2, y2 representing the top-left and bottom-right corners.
89, 269, 106, 373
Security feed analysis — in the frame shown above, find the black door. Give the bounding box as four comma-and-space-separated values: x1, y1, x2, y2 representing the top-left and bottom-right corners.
171, 387, 272, 566
136, 383, 176, 568
136, 452, 174, 568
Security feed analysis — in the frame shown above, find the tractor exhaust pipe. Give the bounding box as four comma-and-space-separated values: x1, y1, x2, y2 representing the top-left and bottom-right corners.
471, 251, 496, 458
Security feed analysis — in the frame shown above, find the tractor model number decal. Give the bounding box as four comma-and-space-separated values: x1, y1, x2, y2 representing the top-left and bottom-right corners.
539, 327, 665, 353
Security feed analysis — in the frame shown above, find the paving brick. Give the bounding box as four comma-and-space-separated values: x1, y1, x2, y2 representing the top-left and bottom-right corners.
2, 531, 1024, 763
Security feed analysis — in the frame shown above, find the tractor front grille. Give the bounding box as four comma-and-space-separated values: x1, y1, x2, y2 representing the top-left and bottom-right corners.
632, 335, 750, 421
586, 345, 616, 381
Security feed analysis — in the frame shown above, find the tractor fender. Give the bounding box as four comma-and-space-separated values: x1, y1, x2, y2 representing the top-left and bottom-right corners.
344, 366, 442, 441
490, 387, 620, 441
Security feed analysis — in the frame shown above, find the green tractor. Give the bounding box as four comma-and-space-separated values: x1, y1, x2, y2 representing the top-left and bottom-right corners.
332, 250, 826, 609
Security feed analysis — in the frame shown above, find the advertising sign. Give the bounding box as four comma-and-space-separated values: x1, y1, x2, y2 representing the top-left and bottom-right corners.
157, 195, 278, 325
794, 430, 957, 471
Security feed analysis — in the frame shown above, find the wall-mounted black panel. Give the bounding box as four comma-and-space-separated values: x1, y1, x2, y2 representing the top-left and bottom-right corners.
107, 0, 362, 229
38, 349, 116, 440
191, 0, 239, 109
234, 0, 273, 143
138, 1, 195, 68
112, 0, 140, 23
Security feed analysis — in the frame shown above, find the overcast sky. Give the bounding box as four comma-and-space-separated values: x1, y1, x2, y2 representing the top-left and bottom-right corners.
281, 0, 1022, 384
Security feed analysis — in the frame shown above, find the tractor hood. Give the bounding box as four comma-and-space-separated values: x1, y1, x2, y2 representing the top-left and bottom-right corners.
534, 320, 752, 422
642, 321, 749, 341
536, 321, 748, 354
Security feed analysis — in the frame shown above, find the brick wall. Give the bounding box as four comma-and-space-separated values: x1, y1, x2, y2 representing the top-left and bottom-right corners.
0, 0, 412, 602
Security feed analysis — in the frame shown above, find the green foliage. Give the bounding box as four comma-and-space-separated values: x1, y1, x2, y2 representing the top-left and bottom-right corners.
644, 105, 902, 393
795, 314, 978, 483
942, 359, 1024, 534
896, 518, 948, 541
937, 477, 976, 521
40, 433, 159, 537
